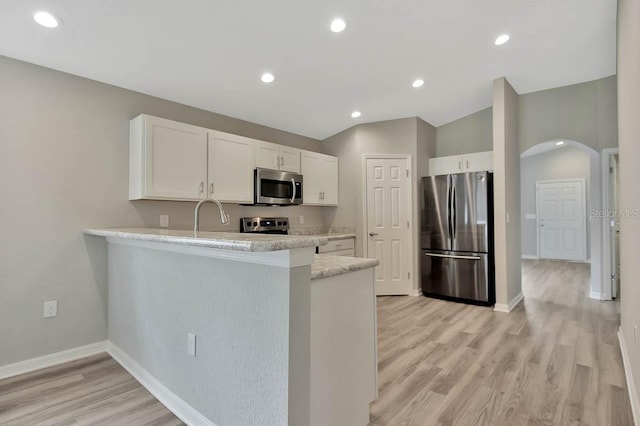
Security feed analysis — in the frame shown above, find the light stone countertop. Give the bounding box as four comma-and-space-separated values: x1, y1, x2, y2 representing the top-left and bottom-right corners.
311, 254, 379, 280
84, 228, 328, 252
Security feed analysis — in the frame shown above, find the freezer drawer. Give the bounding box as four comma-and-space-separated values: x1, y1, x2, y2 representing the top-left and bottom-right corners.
421, 250, 494, 305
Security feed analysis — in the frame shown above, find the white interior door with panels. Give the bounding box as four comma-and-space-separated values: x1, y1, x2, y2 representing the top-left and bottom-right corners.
207, 131, 255, 203
537, 179, 587, 262
364, 156, 413, 296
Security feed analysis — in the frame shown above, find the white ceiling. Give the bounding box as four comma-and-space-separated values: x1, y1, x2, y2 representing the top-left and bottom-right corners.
0, 0, 617, 140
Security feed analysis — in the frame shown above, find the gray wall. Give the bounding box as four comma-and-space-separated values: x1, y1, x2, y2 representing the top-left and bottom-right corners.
435, 107, 493, 156
0, 55, 324, 367
520, 146, 591, 258
433, 76, 617, 158
519, 75, 618, 152
618, 0, 640, 407
322, 117, 436, 293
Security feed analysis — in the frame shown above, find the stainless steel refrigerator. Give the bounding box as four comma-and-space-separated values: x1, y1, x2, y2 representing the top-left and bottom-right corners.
421, 172, 495, 305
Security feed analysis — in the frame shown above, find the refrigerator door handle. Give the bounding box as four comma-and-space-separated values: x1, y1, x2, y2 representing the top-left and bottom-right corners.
452, 184, 457, 241
446, 181, 452, 245
424, 252, 482, 260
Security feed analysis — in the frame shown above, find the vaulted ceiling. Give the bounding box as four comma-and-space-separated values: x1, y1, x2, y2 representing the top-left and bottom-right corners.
0, 0, 617, 139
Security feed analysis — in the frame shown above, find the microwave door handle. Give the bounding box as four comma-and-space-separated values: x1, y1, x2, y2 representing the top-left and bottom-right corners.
290, 178, 297, 203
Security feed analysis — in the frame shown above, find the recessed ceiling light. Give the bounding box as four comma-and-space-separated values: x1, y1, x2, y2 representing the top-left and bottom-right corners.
34, 11, 60, 28
495, 34, 510, 46
556, 141, 565, 146
351, 111, 361, 118
412, 79, 425, 88
330, 18, 347, 33
261, 73, 275, 83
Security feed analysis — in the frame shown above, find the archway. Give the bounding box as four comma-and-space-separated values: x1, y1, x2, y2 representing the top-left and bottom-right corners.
520, 139, 604, 300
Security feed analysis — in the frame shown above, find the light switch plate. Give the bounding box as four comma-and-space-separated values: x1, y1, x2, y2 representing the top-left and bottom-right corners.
187, 333, 197, 357
44, 301, 57, 318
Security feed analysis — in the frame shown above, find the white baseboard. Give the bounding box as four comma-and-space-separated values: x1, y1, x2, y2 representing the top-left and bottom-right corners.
410, 288, 423, 297
107, 342, 215, 426
590, 290, 605, 300
619, 328, 640, 426
0, 341, 107, 380
493, 292, 524, 313
521, 255, 539, 260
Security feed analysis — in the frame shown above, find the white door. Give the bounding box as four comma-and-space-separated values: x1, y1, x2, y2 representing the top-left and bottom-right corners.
208, 131, 255, 203
537, 180, 586, 261
145, 117, 208, 200
365, 158, 412, 295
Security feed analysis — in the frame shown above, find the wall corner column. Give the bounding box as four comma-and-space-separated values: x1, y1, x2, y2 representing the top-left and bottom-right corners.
493, 77, 522, 311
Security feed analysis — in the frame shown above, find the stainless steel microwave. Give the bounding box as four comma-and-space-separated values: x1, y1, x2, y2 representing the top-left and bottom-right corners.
254, 168, 303, 205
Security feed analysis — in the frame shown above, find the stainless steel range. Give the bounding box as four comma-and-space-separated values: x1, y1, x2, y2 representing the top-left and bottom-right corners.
240, 217, 289, 235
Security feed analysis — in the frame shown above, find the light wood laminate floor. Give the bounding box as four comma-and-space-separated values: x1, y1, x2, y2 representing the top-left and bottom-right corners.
370, 259, 633, 425
0, 354, 183, 425
0, 260, 631, 425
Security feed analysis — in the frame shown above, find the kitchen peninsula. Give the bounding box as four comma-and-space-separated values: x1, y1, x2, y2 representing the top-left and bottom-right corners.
84, 228, 378, 426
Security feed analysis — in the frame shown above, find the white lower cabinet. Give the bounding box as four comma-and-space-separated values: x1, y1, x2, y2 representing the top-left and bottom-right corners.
318, 237, 355, 256
301, 151, 339, 206
428, 151, 493, 176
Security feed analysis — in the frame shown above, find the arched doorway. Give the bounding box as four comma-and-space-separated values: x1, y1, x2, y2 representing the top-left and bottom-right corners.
520, 139, 605, 300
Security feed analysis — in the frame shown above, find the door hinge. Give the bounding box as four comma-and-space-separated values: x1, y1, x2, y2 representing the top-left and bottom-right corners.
406, 169, 410, 177
407, 221, 410, 229
408, 272, 411, 279
610, 167, 614, 174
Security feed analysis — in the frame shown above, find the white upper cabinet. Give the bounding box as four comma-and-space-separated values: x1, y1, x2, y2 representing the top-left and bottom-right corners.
207, 131, 255, 203
301, 151, 339, 206
255, 140, 301, 173
130, 115, 208, 200
130, 115, 255, 202
130, 114, 335, 206
428, 151, 493, 176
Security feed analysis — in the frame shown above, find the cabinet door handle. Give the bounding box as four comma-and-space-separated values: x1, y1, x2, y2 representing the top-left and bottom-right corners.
466, 160, 469, 169
369, 232, 379, 237
458, 160, 462, 170
199, 181, 204, 193
209, 182, 214, 195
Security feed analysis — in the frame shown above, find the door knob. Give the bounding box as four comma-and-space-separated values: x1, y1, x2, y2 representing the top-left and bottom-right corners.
369, 232, 379, 237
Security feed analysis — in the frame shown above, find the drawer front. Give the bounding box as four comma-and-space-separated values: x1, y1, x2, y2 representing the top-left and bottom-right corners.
318, 238, 355, 253
331, 248, 356, 257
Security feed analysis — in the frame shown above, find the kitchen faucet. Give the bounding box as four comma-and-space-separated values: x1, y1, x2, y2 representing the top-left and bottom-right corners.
194, 198, 229, 232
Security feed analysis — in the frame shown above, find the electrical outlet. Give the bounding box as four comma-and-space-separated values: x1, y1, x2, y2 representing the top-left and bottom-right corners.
160, 215, 169, 228
44, 301, 57, 318
187, 333, 197, 357
299, 215, 305, 224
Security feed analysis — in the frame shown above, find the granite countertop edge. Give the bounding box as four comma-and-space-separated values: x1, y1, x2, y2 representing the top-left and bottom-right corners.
84, 228, 328, 252
311, 254, 379, 280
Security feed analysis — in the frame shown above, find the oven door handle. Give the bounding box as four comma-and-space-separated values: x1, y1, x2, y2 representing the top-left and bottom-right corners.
290, 178, 297, 203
